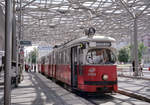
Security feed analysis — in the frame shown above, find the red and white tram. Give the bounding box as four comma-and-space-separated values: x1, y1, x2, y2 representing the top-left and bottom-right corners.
38, 35, 118, 93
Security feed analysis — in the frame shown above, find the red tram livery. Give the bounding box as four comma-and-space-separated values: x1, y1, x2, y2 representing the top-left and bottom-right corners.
38, 35, 118, 93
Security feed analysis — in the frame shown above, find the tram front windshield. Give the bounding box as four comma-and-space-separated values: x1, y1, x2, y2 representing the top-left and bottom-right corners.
86, 48, 116, 64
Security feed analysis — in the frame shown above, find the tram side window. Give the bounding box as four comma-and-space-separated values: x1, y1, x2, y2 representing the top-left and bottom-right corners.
62, 51, 64, 64
59, 52, 61, 64
56, 52, 59, 64
64, 50, 67, 64
49, 56, 51, 65
79, 48, 83, 64
60, 52, 62, 64
63, 51, 66, 64
79, 48, 84, 75
58, 52, 60, 64
52, 53, 54, 65
42, 57, 45, 64
66, 49, 70, 64
61, 51, 65, 64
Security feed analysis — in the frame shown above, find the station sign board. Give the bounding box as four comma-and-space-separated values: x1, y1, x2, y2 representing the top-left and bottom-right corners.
38, 46, 52, 50
20, 40, 32, 46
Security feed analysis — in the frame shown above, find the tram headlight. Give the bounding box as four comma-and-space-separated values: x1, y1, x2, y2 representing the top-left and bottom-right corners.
102, 74, 108, 80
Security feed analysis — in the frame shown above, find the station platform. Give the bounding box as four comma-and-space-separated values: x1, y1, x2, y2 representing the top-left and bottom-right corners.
0, 69, 150, 105
117, 68, 150, 102
0, 71, 4, 104
0, 71, 92, 105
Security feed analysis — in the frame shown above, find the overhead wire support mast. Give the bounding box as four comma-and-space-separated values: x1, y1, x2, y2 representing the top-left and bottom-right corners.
12, 0, 18, 87
4, 0, 13, 105
118, 0, 150, 76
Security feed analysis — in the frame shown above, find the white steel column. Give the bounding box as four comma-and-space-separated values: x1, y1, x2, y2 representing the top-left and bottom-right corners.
4, 0, 13, 105
133, 18, 139, 76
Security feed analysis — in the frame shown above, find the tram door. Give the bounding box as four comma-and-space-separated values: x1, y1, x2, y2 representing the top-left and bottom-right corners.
71, 46, 79, 88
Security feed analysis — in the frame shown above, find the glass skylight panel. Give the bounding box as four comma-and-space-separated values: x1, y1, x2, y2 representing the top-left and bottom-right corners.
54, 0, 63, 2
105, 10, 114, 13
102, 2, 112, 7
53, 17, 60, 21
27, 5, 38, 8
59, 6, 69, 10
51, 7, 59, 10
61, 17, 68, 21
138, 6, 146, 10
92, 2, 100, 7
60, 21, 65, 23
83, 2, 93, 7
21, 0, 150, 45
147, 13, 150, 15
52, 0, 62, 4
114, 10, 122, 14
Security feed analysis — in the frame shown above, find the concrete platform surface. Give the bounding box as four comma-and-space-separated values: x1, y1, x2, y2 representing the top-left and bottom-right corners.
0, 70, 150, 105
118, 76, 150, 98
0, 71, 4, 104
10, 72, 93, 105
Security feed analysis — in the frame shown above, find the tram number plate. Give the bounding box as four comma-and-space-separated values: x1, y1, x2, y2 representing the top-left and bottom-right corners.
88, 73, 96, 76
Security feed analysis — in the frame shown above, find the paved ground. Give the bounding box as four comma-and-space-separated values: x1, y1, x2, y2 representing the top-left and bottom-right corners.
10, 72, 92, 105
0, 71, 4, 104
117, 68, 150, 100
0, 68, 150, 105
118, 77, 150, 98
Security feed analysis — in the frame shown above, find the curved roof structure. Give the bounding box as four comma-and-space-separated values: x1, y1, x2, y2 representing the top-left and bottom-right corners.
0, 0, 150, 46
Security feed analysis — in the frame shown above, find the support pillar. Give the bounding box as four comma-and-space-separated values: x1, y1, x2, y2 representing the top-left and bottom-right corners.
4, 0, 13, 105
133, 18, 139, 76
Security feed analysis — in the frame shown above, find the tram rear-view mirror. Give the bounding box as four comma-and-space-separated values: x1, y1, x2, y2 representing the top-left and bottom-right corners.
80, 43, 86, 49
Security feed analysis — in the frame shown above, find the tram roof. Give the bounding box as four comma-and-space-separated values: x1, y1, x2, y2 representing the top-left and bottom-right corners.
68, 35, 115, 45
53, 35, 115, 49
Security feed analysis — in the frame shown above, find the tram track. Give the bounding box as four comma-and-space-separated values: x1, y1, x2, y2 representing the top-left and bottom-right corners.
70, 86, 150, 105
74, 90, 150, 105
74, 92, 115, 105
117, 90, 150, 103
48, 74, 150, 104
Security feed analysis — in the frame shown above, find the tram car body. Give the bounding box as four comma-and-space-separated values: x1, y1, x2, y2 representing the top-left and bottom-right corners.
38, 56, 46, 74
39, 35, 118, 93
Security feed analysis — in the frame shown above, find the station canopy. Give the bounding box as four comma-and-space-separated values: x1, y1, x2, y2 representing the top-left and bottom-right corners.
1, 0, 150, 46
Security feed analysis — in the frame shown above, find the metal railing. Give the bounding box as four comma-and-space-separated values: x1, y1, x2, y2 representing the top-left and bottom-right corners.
117, 65, 145, 77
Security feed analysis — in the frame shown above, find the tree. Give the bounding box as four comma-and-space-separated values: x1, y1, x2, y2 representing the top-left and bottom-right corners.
121, 43, 147, 62
28, 48, 38, 64
118, 47, 129, 63
138, 43, 147, 62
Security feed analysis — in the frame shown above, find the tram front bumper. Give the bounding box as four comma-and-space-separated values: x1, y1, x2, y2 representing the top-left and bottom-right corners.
78, 81, 117, 92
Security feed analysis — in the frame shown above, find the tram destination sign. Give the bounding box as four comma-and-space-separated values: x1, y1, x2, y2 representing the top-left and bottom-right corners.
96, 42, 111, 47
89, 42, 111, 47
20, 40, 32, 46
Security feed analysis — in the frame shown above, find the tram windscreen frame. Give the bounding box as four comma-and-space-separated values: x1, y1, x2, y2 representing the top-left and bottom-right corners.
86, 48, 116, 64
